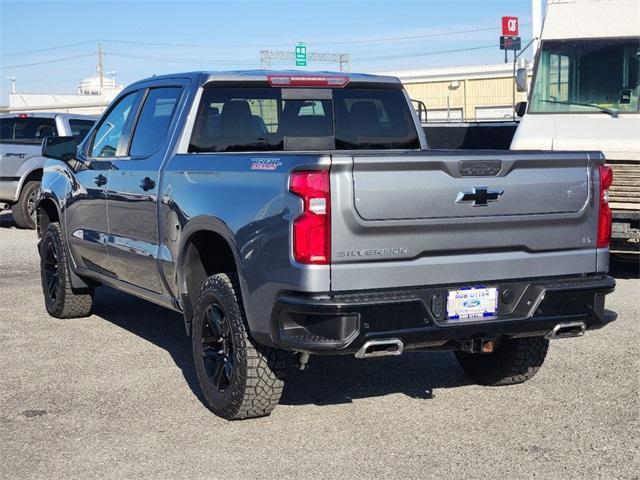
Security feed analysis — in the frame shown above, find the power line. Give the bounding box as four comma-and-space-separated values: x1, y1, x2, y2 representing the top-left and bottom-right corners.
293, 23, 531, 46
102, 24, 530, 48
1, 22, 533, 57
1, 41, 97, 57
105, 52, 257, 66
352, 44, 499, 62
2, 53, 95, 70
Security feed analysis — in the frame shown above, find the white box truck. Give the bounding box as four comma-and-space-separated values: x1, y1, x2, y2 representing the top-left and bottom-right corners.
511, 0, 640, 257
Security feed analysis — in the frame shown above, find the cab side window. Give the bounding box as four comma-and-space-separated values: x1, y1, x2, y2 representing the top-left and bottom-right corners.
129, 87, 182, 157
90, 92, 137, 158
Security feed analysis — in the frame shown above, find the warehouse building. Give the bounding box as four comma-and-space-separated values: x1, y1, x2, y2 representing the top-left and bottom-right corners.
2, 73, 122, 114
382, 62, 533, 121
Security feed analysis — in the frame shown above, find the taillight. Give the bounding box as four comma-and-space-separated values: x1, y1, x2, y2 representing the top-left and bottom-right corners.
597, 165, 613, 248
289, 171, 330, 264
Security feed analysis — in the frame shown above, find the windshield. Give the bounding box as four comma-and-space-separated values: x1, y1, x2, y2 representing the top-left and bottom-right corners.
529, 38, 640, 114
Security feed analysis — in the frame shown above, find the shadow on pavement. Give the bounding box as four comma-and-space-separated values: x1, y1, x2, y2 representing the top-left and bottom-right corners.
609, 256, 639, 280
92, 287, 203, 401
0, 211, 17, 228
93, 286, 471, 408
280, 351, 469, 406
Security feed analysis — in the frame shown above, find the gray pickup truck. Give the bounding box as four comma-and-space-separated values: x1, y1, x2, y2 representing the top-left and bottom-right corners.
0, 113, 96, 228
36, 71, 617, 420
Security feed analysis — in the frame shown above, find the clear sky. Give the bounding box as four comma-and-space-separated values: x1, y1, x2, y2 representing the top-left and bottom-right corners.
0, 0, 539, 104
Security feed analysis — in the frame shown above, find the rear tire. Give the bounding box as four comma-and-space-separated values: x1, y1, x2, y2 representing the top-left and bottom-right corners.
192, 273, 287, 420
12, 180, 40, 229
455, 336, 549, 386
40, 222, 94, 318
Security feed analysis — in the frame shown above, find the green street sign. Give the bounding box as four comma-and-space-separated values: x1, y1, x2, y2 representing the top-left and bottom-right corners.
295, 42, 307, 67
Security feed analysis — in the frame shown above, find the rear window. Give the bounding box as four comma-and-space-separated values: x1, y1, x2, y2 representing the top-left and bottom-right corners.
188, 87, 419, 152
68, 119, 95, 143
0, 117, 57, 143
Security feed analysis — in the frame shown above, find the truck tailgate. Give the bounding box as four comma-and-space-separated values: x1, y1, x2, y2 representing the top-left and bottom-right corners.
330, 150, 604, 291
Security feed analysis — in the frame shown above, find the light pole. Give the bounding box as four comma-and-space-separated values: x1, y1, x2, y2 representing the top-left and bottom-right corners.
107, 71, 118, 87
6, 76, 16, 94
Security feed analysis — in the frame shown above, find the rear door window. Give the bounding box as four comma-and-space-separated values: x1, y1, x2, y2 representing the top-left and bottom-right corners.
0, 117, 57, 142
189, 86, 418, 152
68, 119, 96, 143
129, 87, 182, 157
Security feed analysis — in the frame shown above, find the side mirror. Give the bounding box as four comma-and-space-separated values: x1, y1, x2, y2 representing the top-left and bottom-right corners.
42, 136, 77, 161
515, 101, 527, 117
515, 67, 528, 93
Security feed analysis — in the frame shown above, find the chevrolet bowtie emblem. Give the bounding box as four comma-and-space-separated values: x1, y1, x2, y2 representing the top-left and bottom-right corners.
456, 187, 504, 207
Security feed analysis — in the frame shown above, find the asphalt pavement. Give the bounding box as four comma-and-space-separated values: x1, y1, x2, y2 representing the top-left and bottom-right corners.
1, 211, 638, 480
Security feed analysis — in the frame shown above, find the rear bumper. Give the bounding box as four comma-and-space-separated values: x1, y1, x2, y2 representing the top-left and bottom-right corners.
271, 275, 617, 354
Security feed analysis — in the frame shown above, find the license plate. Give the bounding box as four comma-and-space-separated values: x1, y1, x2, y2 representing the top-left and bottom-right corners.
447, 286, 498, 320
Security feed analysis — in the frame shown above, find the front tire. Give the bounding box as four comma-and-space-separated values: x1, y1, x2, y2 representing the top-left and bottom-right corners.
192, 273, 287, 420
455, 336, 549, 386
40, 222, 94, 318
12, 180, 40, 229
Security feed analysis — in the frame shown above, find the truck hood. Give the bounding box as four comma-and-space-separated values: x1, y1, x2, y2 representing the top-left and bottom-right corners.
511, 114, 640, 161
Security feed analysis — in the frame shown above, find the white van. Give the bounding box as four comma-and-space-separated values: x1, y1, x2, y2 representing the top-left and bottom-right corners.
511, 0, 640, 256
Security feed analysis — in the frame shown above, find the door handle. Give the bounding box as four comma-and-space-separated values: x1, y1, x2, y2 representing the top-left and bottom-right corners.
139, 177, 156, 191
94, 174, 107, 187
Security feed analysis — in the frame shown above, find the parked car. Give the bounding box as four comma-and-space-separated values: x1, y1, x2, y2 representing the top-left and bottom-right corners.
0, 113, 97, 228
37, 71, 616, 420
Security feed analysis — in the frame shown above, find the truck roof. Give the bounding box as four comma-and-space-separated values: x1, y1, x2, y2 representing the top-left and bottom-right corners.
543, 0, 640, 40
128, 70, 403, 88
0, 112, 98, 120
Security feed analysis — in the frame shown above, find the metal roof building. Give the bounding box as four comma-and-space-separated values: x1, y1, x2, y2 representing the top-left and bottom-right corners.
380, 62, 534, 121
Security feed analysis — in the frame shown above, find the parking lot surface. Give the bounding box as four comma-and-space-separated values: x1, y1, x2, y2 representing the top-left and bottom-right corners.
1, 213, 638, 480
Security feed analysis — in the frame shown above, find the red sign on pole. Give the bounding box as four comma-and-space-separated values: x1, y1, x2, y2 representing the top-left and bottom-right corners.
502, 16, 519, 36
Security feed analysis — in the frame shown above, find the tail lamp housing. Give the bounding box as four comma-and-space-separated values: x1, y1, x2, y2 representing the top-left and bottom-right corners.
597, 164, 613, 248
289, 171, 330, 264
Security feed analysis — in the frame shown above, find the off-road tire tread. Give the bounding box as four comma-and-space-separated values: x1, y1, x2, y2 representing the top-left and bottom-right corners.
455, 336, 549, 386
40, 222, 93, 318
193, 273, 286, 420
12, 180, 39, 229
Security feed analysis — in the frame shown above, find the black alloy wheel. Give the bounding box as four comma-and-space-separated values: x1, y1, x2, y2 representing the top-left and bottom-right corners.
39, 222, 93, 318
42, 236, 60, 302
200, 304, 235, 392
192, 273, 286, 420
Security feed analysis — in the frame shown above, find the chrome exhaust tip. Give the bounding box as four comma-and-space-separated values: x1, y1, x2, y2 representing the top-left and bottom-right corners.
545, 321, 586, 340
355, 339, 404, 359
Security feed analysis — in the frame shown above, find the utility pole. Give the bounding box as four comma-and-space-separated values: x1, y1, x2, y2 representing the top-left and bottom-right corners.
6, 76, 16, 94
97, 42, 104, 90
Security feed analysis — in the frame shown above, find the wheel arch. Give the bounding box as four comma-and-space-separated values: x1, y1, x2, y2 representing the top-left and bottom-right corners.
36, 196, 60, 238
15, 158, 46, 201
176, 216, 245, 335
